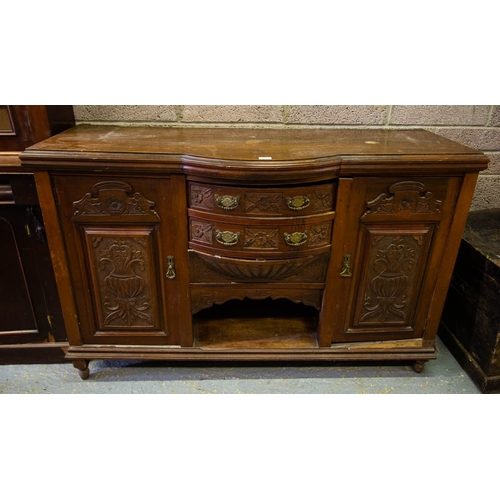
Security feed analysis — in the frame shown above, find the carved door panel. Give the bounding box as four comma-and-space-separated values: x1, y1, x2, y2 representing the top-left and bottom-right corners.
345, 224, 434, 340
326, 176, 460, 344
82, 227, 162, 332
52, 175, 191, 346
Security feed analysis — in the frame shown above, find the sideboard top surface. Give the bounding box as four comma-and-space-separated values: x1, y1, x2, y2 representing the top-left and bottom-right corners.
21, 125, 488, 180
23, 125, 480, 158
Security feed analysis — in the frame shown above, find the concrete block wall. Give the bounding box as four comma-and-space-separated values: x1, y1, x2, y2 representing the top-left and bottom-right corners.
73, 105, 500, 210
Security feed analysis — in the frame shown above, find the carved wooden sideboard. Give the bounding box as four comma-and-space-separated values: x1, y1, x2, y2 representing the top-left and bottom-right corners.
20, 126, 489, 378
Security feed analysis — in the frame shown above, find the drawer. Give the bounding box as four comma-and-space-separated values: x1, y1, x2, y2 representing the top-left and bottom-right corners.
189, 216, 333, 257
188, 181, 336, 217
189, 250, 330, 284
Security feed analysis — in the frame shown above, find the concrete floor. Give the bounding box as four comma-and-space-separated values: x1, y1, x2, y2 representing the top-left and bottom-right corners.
0, 337, 480, 393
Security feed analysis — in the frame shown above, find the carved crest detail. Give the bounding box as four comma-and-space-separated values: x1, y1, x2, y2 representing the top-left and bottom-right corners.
73, 181, 158, 217
364, 181, 442, 217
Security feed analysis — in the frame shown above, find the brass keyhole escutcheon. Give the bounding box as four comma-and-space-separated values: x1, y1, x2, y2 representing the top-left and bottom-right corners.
340, 254, 352, 277
166, 255, 176, 279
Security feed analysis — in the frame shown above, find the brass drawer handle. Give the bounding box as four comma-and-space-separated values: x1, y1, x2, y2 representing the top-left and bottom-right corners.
215, 194, 240, 210
340, 254, 352, 277
215, 229, 240, 246
285, 195, 310, 211
166, 255, 176, 279
284, 231, 308, 247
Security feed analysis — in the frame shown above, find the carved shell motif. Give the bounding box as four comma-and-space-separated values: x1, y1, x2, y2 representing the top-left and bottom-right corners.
196, 252, 324, 281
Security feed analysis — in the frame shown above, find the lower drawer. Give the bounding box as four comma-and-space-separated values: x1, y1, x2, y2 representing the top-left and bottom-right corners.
189, 250, 330, 284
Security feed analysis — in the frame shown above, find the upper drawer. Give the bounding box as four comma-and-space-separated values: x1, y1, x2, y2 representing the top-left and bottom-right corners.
188, 181, 336, 217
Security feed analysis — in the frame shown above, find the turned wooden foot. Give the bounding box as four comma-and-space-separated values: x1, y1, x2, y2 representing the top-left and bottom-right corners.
413, 360, 426, 373
73, 360, 90, 380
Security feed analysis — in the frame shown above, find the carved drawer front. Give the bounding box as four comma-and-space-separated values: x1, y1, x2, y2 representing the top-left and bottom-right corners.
362, 178, 450, 220
189, 216, 332, 257
188, 181, 336, 217
189, 250, 330, 284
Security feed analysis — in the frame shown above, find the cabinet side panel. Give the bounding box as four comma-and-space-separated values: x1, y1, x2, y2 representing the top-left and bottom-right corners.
33, 171, 82, 346
424, 173, 480, 341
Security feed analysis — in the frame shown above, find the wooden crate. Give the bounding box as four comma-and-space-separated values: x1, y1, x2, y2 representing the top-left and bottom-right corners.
439, 209, 500, 393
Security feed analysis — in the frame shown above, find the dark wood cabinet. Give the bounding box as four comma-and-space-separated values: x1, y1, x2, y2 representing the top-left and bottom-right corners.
52, 174, 192, 347
0, 105, 74, 363
20, 125, 488, 378
0, 173, 66, 358
324, 176, 460, 344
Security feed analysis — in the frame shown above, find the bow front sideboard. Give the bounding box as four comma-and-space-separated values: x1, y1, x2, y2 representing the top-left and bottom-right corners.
20, 126, 488, 378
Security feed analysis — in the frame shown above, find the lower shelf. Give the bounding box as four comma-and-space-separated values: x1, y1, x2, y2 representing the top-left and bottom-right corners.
193, 298, 318, 349
194, 316, 318, 349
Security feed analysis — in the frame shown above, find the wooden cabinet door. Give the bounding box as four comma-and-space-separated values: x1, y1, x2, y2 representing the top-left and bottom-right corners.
321, 176, 462, 344
52, 175, 192, 346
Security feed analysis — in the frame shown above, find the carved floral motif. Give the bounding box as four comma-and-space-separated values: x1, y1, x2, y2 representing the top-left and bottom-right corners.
244, 229, 279, 249
245, 193, 283, 214
94, 238, 153, 327
313, 189, 334, 212
360, 235, 420, 324
190, 186, 213, 209
309, 224, 330, 246
191, 220, 213, 244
